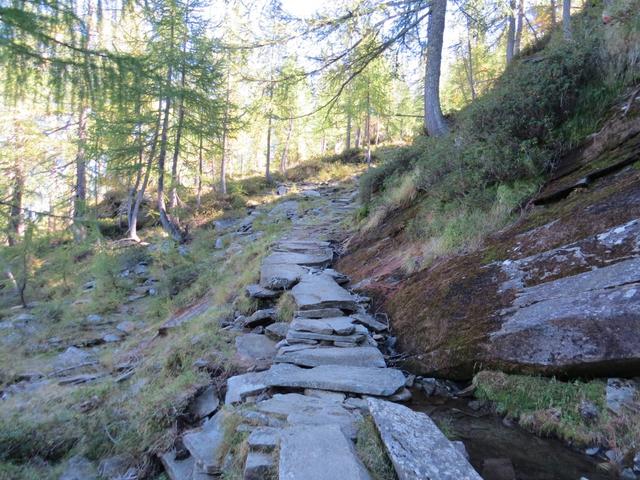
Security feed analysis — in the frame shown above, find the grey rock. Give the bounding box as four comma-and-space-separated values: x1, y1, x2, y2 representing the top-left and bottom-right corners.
160, 450, 203, 480
264, 363, 406, 396
367, 397, 482, 480
634, 452, 640, 473
606, 378, 638, 414
134, 263, 148, 275
98, 455, 130, 479
304, 388, 347, 402
275, 345, 386, 368
189, 385, 220, 420
60, 455, 98, 480
481, 458, 516, 480
182, 411, 226, 475
243, 309, 277, 328
491, 257, 640, 371
621, 468, 637, 480
295, 308, 345, 319
116, 321, 136, 334
323, 268, 350, 285
244, 451, 275, 480
54, 347, 96, 369
275, 185, 289, 196
278, 425, 371, 480
578, 399, 599, 421
247, 427, 280, 452
265, 322, 289, 340
225, 371, 268, 404
351, 312, 388, 332
292, 274, 359, 312
388, 387, 412, 402
301, 189, 321, 198
344, 397, 369, 412
246, 284, 281, 300
289, 317, 356, 335
86, 314, 103, 323
102, 332, 124, 343
260, 262, 305, 290
264, 250, 333, 268
585, 447, 600, 456
235, 333, 277, 368
452, 441, 470, 461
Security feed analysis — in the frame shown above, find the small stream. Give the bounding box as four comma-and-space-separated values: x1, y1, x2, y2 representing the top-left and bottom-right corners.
409, 390, 609, 480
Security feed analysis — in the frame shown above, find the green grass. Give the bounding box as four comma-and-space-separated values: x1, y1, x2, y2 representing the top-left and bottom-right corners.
473, 370, 640, 452
275, 292, 296, 323
355, 417, 398, 480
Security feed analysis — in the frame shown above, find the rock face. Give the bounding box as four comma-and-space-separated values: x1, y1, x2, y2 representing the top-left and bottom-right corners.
278, 425, 371, 480
367, 398, 482, 480
264, 363, 405, 396
337, 112, 640, 377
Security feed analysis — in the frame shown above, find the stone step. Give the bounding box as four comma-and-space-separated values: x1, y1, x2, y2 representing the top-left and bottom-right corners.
225, 371, 268, 404
264, 250, 333, 268
260, 262, 306, 290
244, 451, 275, 480
234, 334, 277, 369
278, 425, 371, 480
291, 274, 359, 312
275, 345, 386, 368
160, 451, 211, 480
289, 317, 356, 335
264, 363, 405, 396
367, 398, 482, 480
182, 411, 227, 475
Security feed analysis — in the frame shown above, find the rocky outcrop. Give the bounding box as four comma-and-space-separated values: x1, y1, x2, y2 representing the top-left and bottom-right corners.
338, 107, 640, 378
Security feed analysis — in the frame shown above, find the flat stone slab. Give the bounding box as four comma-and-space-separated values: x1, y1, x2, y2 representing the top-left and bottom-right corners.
246, 284, 281, 299
264, 364, 405, 396
264, 250, 333, 268
367, 398, 482, 480
286, 324, 369, 346
279, 425, 371, 480
260, 262, 306, 290
160, 451, 210, 480
248, 427, 280, 452
295, 308, 345, 318
243, 309, 277, 328
292, 274, 359, 312
182, 411, 226, 475
225, 371, 268, 404
290, 317, 356, 335
235, 334, 277, 367
244, 451, 275, 480
275, 346, 386, 368
265, 322, 289, 340
351, 313, 388, 332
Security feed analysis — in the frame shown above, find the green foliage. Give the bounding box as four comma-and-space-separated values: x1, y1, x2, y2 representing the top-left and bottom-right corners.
88, 249, 134, 314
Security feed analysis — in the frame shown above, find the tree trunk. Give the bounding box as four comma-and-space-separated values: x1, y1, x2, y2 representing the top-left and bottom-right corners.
73, 104, 88, 241
506, 0, 517, 64
562, 0, 571, 40
355, 126, 361, 148
346, 110, 352, 150
170, 44, 187, 210
220, 66, 231, 195
280, 117, 293, 174
515, 0, 525, 54
265, 83, 274, 183
7, 164, 25, 247
129, 100, 162, 241
196, 132, 203, 209
550, 0, 557, 26
424, 0, 449, 137
366, 86, 372, 166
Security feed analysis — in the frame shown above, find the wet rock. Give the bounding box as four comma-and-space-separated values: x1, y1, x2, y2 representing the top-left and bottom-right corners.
265, 322, 289, 340
279, 425, 371, 480
264, 363, 405, 396
367, 398, 481, 480
182, 411, 226, 475
60, 455, 98, 480
606, 378, 639, 414
292, 273, 359, 312
189, 385, 220, 420
246, 284, 280, 300
243, 451, 275, 480
275, 345, 386, 368
481, 458, 516, 480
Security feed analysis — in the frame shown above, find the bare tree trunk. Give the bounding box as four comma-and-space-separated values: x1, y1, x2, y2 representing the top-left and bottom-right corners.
562, 0, 571, 40
220, 66, 231, 195
355, 125, 361, 148
129, 101, 162, 241
550, 0, 557, 26
265, 83, 274, 183
424, 0, 449, 137
196, 132, 203, 209
346, 110, 352, 150
73, 104, 88, 241
366, 86, 372, 166
280, 117, 293, 174
515, 0, 525, 54
170, 43, 187, 210
7, 164, 25, 247
506, 0, 517, 64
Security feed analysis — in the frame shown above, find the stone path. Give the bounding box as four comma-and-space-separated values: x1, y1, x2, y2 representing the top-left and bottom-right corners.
161, 183, 481, 479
